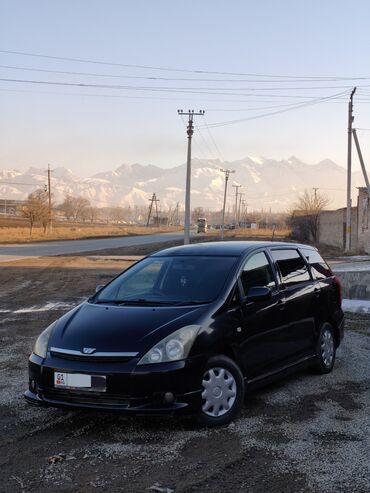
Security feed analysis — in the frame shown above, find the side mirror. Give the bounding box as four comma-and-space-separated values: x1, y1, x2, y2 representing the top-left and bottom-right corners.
245, 286, 271, 302
95, 284, 105, 293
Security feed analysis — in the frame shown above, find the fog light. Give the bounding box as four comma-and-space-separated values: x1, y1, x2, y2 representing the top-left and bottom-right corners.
164, 392, 175, 404
29, 379, 37, 393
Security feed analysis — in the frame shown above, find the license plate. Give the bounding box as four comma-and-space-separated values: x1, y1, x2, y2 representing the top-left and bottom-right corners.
54, 372, 106, 391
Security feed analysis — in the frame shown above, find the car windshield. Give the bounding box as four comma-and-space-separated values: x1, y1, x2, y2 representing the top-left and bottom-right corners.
94, 255, 238, 305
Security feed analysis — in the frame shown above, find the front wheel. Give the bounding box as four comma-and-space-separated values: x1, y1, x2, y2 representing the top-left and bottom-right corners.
315, 322, 336, 374
197, 355, 244, 427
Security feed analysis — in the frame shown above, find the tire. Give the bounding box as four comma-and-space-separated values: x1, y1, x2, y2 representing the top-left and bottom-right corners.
197, 355, 245, 427
315, 322, 336, 374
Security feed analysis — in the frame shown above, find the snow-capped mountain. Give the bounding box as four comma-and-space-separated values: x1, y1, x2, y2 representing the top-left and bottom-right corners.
0, 157, 365, 211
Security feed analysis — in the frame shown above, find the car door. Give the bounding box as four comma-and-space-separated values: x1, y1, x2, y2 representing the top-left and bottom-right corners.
235, 250, 287, 379
269, 248, 317, 363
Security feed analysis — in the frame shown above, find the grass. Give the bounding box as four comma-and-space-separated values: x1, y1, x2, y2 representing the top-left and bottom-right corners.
216, 227, 291, 240
0, 224, 181, 244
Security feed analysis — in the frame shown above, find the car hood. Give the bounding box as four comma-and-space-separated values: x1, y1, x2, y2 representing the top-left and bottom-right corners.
49, 301, 209, 354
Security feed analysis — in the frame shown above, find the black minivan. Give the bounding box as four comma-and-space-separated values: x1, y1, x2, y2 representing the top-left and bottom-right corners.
25, 241, 344, 426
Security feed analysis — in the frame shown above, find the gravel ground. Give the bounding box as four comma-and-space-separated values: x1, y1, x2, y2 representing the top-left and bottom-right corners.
0, 254, 369, 492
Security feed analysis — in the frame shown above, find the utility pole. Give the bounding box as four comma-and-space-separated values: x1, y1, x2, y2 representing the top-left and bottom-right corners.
242, 200, 246, 227
178, 109, 205, 244
313, 187, 318, 201
346, 87, 357, 252
238, 192, 245, 226
146, 193, 159, 227
169, 202, 179, 226
220, 169, 235, 240
47, 164, 52, 234
232, 184, 241, 227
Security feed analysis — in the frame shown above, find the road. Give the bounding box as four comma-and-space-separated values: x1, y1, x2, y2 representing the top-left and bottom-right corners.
0, 232, 186, 262
0, 255, 369, 492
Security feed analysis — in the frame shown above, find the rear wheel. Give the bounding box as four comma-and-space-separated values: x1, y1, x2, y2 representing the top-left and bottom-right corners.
315, 322, 336, 374
197, 355, 244, 427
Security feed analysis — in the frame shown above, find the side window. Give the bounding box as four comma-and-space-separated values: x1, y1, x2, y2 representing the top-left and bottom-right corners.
300, 248, 332, 280
271, 249, 310, 286
241, 252, 276, 295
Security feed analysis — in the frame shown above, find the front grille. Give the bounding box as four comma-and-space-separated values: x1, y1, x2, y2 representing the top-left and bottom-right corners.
49, 351, 134, 363
43, 388, 130, 407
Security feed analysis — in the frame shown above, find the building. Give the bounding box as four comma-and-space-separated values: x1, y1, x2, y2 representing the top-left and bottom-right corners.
0, 199, 25, 216
318, 187, 370, 252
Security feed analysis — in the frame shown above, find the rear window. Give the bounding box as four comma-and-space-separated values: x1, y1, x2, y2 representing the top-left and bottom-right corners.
300, 248, 332, 280
271, 249, 310, 286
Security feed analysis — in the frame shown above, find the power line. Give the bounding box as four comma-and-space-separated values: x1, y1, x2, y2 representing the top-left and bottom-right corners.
3, 64, 369, 85
0, 78, 357, 100
193, 123, 219, 160
201, 116, 226, 162
2, 49, 370, 80
0, 86, 355, 105
0, 67, 362, 91
198, 90, 350, 129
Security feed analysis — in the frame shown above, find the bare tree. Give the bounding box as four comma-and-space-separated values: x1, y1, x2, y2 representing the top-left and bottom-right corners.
60, 195, 91, 222
290, 189, 329, 242
108, 206, 125, 224
73, 197, 91, 221
192, 206, 205, 222
59, 195, 75, 221
84, 206, 100, 224
21, 189, 49, 235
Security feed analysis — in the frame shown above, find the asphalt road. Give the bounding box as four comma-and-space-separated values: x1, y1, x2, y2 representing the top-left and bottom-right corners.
0, 232, 185, 263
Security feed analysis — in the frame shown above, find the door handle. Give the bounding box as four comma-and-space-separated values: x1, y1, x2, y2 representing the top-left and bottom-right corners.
277, 298, 286, 310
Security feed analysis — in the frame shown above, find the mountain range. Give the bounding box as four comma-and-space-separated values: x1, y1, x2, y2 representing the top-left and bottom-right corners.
0, 157, 366, 212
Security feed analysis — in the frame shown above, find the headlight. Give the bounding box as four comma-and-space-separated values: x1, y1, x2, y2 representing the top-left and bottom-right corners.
138, 325, 200, 365
33, 322, 56, 358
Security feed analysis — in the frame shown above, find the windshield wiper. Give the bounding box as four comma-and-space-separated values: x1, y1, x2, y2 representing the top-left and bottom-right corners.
92, 299, 121, 305
173, 300, 212, 306
115, 299, 179, 306
93, 298, 211, 306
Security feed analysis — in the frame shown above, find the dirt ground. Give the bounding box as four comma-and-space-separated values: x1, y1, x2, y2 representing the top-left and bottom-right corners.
0, 251, 369, 492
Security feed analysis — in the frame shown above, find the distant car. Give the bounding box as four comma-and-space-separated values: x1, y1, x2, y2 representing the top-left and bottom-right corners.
25, 241, 344, 426
197, 217, 208, 233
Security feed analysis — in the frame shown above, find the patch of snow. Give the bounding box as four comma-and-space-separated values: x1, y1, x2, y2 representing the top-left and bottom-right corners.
209, 176, 223, 191
166, 186, 182, 192
248, 168, 261, 184
342, 299, 370, 313
332, 262, 370, 272
248, 156, 263, 165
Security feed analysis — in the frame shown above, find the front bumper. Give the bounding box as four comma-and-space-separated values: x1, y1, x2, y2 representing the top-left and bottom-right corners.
24, 352, 204, 414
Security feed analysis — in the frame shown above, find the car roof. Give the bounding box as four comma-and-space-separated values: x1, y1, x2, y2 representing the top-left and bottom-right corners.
151, 241, 316, 257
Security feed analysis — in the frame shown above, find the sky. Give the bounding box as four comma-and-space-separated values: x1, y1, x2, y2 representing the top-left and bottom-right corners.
1, 0, 370, 177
